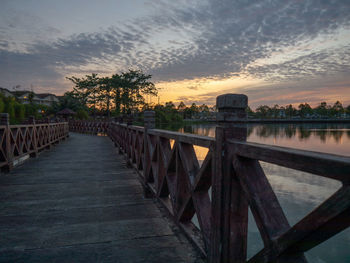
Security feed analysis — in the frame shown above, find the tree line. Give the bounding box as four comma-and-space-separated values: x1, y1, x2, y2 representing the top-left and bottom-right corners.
3, 68, 350, 124
249, 101, 350, 119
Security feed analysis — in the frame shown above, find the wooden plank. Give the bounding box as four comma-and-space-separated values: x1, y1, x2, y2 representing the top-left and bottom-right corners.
233, 156, 308, 263
229, 140, 350, 183
193, 150, 212, 192
166, 145, 177, 210
177, 142, 200, 186
158, 137, 171, 197
175, 144, 194, 220
233, 156, 290, 243
221, 144, 233, 263
69, 122, 350, 263
228, 173, 248, 262
192, 191, 211, 248
221, 124, 250, 263
0, 133, 202, 263
208, 127, 223, 263
249, 186, 350, 263
148, 129, 215, 148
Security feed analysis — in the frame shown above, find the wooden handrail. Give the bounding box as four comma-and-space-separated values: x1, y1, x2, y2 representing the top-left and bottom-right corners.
42, 92, 350, 262
104, 121, 350, 263
0, 120, 69, 171
228, 139, 350, 184
69, 120, 110, 134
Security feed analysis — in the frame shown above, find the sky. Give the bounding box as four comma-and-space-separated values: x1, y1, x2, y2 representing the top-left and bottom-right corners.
1, 0, 350, 108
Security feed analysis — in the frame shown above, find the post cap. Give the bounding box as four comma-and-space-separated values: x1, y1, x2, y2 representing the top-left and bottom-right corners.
216, 94, 248, 122
144, 110, 155, 129
216, 94, 248, 111
144, 110, 155, 117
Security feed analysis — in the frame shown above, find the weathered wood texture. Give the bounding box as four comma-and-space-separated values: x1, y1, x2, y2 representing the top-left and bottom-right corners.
107, 121, 350, 263
0, 122, 69, 171
69, 120, 109, 134
0, 133, 203, 263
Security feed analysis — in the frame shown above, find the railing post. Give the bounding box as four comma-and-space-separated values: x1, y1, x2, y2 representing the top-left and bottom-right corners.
144, 111, 156, 129
210, 94, 249, 263
29, 116, 38, 158
126, 114, 133, 126
143, 110, 156, 198
1, 113, 13, 172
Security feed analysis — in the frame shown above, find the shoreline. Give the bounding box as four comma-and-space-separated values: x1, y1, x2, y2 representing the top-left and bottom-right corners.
184, 119, 350, 124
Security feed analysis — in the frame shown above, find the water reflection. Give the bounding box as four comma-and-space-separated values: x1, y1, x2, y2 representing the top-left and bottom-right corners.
169, 123, 350, 156
169, 122, 350, 262
251, 124, 349, 143
248, 123, 350, 156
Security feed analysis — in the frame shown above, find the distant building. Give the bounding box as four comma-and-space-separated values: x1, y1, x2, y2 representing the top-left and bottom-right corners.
0, 87, 14, 98
0, 89, 59, 106
34, 93, 59, 106
13, 91, 59, 106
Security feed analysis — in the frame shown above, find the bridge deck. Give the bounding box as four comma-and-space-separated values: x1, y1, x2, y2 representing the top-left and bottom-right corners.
0, 133, 202, 263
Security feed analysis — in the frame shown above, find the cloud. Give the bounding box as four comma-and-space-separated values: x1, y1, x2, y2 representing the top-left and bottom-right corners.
176, 76, 350, 108
150, 0, 350, 81
0, 24, 153, 93
187, 85, 199, 90
246, 45, 350, 81
0, 0, 350, 96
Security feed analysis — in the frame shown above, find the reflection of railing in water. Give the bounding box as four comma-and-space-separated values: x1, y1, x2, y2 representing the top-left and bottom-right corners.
106, 121, 350, 262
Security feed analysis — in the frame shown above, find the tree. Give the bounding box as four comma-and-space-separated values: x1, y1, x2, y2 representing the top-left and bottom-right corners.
346, 105, 350, 115
298, 103, 313, 118
331, 101, 344, 117
246, 106, 255, 118
119, 70, 157, 113
255, 105, 270, 118
315, 102, 329, 117
199, 104, 209, 113
110, 73, 122, 115
66, 70, 157, 118
165, 101, 175, 110
76, 109, 89, 120
67, 73, 100, 117
14, 102, 25, 123
188, 103, 199, 118
285, 104, 296, 118
271, 104, 280, 119
98, 77, 114, 118
177, 101, 186, 118
56, 91, 87, 112
177, 101, 186, 111
0, 96, 5, 113
5, 97, 15, 121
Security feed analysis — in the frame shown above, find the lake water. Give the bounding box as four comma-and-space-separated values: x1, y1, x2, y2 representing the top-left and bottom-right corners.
164, 123, 350, 262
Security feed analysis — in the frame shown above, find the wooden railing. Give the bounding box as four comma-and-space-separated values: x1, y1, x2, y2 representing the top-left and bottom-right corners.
106, 121, 350, 263
69, 120, 109, 134
0, 119, 69, 171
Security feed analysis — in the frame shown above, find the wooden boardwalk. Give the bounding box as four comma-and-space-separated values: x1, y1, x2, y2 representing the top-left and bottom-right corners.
0, 133, 203, 263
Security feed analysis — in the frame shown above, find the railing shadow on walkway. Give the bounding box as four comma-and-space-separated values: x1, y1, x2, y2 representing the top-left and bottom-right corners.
70, 93, 350, 263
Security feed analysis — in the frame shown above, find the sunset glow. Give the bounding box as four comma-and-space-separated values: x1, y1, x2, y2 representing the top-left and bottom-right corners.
1, 0, 350, 108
